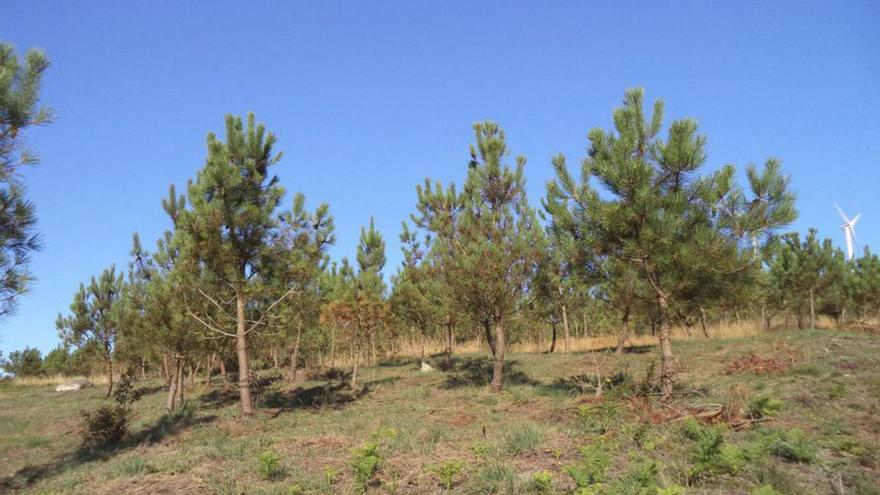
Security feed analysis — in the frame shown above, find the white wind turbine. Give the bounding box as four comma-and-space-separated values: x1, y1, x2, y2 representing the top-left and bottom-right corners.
833, 203, 861, 261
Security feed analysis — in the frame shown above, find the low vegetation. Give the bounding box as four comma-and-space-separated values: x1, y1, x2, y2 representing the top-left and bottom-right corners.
1, 329, 878, 494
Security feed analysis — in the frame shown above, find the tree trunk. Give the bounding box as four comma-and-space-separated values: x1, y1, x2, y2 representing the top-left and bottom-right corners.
615, 307, 630, 355
350, 344, 359, 389
419, 327, 426, 363
490, 322, 506, 393
220, 358, 230, 393
656, 293, 675, 397
166, 358, 180, 411
561, 303, 571, 354
205, 354, 214, 387
140, 357, 147, 380
190, 361, 201, 387
809, 287, 816, 329
484, 320, 497, 357
174, 359, 184, 407
290, 324, 302, 381
272, 348, 279, 369
235, 290, 254, 417
162, 354, 171, 388
105, 354, 114, 398
549, 322, 557, 353
444, 321, 453, 369
329, 327, 337, 368
699, 306, 709, 338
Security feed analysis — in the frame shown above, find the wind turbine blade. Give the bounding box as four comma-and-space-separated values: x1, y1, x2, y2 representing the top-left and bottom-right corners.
850, 213, 861, 226
833, 203, 850, 223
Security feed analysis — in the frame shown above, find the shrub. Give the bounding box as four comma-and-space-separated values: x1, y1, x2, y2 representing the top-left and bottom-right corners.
258, 451, 283, 480
80, 405, 130, 447
529, 471, 553, 494
351, 442, 383, 494
576, 401, 619, 434
608, 457, 660, 495
769, 429, 816, 463
748, 397, 783, 419
566, 444, 611, 487
679, 418, 744, 478
430, 459, 465, 490
79, 370, 139, 447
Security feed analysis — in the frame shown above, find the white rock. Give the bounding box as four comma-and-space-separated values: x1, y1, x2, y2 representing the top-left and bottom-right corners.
420, 361, 433, 372
55, 379, 95, 392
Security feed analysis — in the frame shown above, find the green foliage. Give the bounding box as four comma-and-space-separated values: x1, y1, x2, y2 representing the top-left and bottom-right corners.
566, 444, 612, 487
430, 459, 465, 490
258, 451, 283, 480
768, 429, 816, 463
109, 457, 156, 478
79, 371, 139, 447
351, 442, 383, 494
473, 461, 518, 494
546, 87, 797, 394
80, 405, 130, 447
503, 424, 543, 456
748, 397, 783, 419
679, 418, 744, 478
0, 346, 42, 376
0, 41, 51, 318
528, 471, 553, 494
56, 265, 126, 396
576, 402, 619, 434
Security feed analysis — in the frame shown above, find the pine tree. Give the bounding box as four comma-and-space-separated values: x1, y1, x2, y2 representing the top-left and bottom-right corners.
547, 88, 796, 396
271, 193, 335, 380
415, 122, 541, 392
56, 266, 126, 396
0, 42, 51, 318
174, 113, 288, 416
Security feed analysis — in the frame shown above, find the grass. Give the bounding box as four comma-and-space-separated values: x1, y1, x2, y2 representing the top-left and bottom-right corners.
1, 328, 878, 494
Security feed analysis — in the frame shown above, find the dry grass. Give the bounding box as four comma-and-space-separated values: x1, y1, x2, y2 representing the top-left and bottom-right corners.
9, 374, 112, 387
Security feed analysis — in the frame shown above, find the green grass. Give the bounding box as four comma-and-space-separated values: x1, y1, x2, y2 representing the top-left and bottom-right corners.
1, 329, 879, 494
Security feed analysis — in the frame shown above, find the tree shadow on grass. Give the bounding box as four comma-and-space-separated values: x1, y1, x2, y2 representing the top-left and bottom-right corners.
440, 356, 540, 389
0, 408, 216, 491
259, 376, 399, 411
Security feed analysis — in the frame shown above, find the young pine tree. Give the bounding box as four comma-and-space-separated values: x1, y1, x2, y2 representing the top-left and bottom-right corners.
415, 122, 541, 392
547, 88, 796, 396
56, 266, 126, 396
174, 113, 288, 416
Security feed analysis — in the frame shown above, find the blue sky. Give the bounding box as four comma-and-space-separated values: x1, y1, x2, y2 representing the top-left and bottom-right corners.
1, 1, 878, 356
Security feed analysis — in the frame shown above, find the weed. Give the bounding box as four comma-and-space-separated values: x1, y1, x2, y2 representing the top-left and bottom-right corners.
258, 450, 283, 480
351, 442, 383, 494
566, 444, 611, 487
768, 429, 816, 463
430, 459, 465, 490
748, 396, 783, 419
472, 461, 517, 494
503, 424, 543, 456
109, 456, 156, 477
528, 470, 553, 494
576, 401, 619, 434
471, 441, 491, 458
679, 417, 744, 479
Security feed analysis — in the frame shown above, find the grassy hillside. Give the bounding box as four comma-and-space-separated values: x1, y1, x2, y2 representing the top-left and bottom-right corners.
1, 329, 878, 494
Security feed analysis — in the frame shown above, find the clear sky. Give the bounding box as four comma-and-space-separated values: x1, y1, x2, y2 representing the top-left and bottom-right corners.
1, 1, 878, 356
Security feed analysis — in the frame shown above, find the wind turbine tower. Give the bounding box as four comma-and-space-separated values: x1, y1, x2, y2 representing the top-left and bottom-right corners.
834, 203, 861, 261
